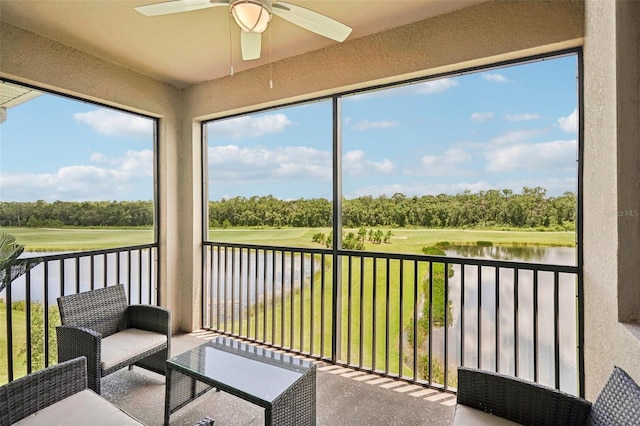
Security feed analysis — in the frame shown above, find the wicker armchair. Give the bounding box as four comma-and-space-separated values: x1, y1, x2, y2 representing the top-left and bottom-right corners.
454, 366, 640, 425
56, 284, 170, 394
0, 357, 142, 425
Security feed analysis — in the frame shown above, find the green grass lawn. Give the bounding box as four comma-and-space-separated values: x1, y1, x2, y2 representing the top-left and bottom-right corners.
209, 227, 575, 252
1, 226, 574, 252
0, 227, 154, 251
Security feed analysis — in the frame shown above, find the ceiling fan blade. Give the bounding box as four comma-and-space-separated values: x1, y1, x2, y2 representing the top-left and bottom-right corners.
241, 31, 262, 60
135, 0, 228, 17
272, 2, 352, 42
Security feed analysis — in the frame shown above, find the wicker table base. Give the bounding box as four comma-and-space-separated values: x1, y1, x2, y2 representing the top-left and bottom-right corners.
164, 337, 316, 425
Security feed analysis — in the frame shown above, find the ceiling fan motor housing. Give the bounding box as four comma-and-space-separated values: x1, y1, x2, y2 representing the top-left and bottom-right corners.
230, 0, 272, 33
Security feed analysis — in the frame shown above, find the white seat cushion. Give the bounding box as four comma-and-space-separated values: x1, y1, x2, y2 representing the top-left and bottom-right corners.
14, 389, 142, 425
452, 404, 523, 426
101, 328, 167, 371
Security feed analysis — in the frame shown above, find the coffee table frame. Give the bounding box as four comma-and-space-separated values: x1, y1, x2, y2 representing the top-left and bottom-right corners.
164, 337, 316, 425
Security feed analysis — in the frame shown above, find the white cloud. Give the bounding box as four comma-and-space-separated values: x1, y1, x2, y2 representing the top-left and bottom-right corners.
0, 150, 153, 201
350, 119, 399, 131
345, 78, 458, 100
415, 78, 459, 94
208, 144, 331, 183
208, 114, 293, 139
483, 73, 510, 83
489, 129, 545, 145
504, 113, 542, 122
486, 139, 576, 172
558, 109, 577, 133
405, 148, 473, 177
471, 112, 494, 123
74, 109, 153, 139
342, 150, 394, 176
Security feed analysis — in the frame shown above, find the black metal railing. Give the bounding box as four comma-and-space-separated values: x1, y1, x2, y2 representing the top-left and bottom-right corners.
203, 241, 582, 396
0, 244, 158, 384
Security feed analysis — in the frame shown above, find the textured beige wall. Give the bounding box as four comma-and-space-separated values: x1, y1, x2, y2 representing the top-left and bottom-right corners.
583, 0, 640, 399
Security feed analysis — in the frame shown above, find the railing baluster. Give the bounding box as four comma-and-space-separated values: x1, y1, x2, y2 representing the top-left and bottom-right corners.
211, 246, 216, 330
75, 257, 80, 295
299, 250, 304, 352
385, 258, 390, 375
359, 256, 364, 368
347, 255, 352, 365
239, 248, 244, 336
533, 270, 539, 382
232, 248, 236, 335
90, 254, 95, 291
272, 249, 276, 346
443, 261, 449, 388
495, 267, 500, 373
6, 276, 14, 382
460, 265, 465, 368
103, 253, 108, 289
554, 271, 560, 390
281, 250, 285, 347
428, 261, 433, 385
320, 253, 326, 358
127, 250, 132, 302
26, 269, 32, 374
290, 250, 294, 348
138, 250, 143, 304
372, 257, 377, 372
225, 246, 230, 333
310, 253, 315, 355
477, 265, 482, 369
44, 261, 50, 368
399, 259, 404, 379
263, 249, 268, 342
413, 260, 418, 382
514, 268, 520, 377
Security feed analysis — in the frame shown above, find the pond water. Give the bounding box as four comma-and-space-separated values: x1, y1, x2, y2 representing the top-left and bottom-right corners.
432, 245, 578, 393
2, 250, 155, 305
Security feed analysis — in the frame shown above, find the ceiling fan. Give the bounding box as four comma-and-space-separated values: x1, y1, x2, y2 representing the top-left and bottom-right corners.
135, 0, 352, 61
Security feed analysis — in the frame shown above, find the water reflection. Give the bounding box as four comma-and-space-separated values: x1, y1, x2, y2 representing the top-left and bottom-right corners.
1, 250, 156, 305
430, 245, 577, 394
445, 245, 576, 266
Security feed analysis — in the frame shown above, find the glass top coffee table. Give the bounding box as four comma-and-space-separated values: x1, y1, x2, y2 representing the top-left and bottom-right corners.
164, 336, 316, 425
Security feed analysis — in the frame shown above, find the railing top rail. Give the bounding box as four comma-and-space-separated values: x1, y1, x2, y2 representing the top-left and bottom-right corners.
20, 243, 158, 262
204, 241, 578, 273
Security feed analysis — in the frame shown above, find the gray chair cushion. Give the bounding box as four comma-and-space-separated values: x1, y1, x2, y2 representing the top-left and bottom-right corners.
452, 404, 522, 425
101, 328, 168, 371
13, 389, 142, 425
589, 366, 640, 425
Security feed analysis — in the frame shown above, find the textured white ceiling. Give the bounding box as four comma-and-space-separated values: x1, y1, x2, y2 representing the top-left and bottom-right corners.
0, 0, 485, 89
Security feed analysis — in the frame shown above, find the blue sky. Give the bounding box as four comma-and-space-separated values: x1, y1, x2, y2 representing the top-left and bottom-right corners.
0, 54, 577, 202
207, 54, 578, 201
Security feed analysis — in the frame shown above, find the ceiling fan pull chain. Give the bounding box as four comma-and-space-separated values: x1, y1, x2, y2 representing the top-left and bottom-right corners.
269, 25, 273, 89
229, 12, 234, 75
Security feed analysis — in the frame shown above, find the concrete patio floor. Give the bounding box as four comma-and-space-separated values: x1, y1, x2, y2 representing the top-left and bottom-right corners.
100, 331, 455, 426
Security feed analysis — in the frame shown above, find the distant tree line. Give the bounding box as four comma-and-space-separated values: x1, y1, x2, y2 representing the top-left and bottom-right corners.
210, 187, 575, 230
0, 187, 576, 230
0, 200, 154, 227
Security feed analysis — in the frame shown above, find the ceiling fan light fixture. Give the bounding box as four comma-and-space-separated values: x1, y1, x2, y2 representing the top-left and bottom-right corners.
230, 0, 271, 33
